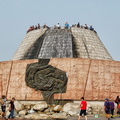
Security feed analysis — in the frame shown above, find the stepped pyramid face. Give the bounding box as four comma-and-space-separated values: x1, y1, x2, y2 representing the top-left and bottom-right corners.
12, 27, 113, 60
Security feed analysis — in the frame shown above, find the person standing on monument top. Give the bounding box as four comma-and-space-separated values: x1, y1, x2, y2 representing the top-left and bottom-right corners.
34, 25, 38, 30
84, 24, 88, 29
43, 24, 47, 28
89, 25, 94, 31
77, 22, 80, 28
38, 23, 40, 29
57, 23, 61, 29
78, 97, 87, 120
65, 22, 69, 29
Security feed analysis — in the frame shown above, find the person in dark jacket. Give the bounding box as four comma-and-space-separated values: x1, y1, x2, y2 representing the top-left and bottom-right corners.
110, 102, 114, 118
8, 98, 15, 119
115, 96, 120, 105
104, 98, 110, 120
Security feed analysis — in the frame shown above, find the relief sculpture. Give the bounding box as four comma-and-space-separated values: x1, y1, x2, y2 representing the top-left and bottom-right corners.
25, 59, 68, 103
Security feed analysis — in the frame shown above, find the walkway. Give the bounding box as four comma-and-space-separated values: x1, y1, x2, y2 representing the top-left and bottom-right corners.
67, 116, 120, 120
0, 115, 120, 120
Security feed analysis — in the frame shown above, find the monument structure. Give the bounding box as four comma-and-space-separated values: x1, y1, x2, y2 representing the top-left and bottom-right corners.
1, 25, 120, 118
12, 27, 112, 60
0, 26, 120, 102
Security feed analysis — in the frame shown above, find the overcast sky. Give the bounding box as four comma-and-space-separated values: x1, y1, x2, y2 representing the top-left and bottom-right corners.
0, 0, 120, 62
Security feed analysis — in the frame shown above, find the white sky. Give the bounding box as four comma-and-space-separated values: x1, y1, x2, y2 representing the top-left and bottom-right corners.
0, 0, 120, 61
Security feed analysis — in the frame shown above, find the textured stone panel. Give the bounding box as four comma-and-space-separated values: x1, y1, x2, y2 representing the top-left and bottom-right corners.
0, 74, 2, 97
7, 59, 44, 100
71, 28, 113, 60
12, 29, 47, 60
84, 59, 120, 100
38, 29, 73, 58
0, 58, 120, 101
12, 28, 113, 61
0, 61, 12, 96
53, 58, 90, 99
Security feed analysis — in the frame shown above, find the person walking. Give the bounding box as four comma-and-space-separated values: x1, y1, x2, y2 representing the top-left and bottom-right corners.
117, 102, 120, 115
8, 98, 15, 119
104, 98, 111, 120
110, 101, 114, 118
78, 97, 87, 120
1, 95, 6, 118
115, 96, 120, 105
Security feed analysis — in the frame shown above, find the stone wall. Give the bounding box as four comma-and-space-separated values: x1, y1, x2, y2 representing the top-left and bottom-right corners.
0, 58, 120, 100
0, 59, 44, 100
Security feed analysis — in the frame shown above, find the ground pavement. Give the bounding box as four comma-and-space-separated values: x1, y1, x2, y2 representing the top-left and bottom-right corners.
67, 116, 120, 120
0, 116, 120, 120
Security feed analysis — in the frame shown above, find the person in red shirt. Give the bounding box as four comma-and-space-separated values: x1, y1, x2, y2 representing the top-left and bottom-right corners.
78, 97, 87, 120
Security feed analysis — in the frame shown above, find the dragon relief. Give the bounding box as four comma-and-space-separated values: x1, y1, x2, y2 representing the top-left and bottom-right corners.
25, 59, 68, 103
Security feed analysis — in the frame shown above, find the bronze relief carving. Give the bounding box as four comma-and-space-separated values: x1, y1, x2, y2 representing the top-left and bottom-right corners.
25, 59, 68, 103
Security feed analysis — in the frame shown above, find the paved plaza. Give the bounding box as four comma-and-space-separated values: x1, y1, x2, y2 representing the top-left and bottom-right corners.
67, 116, 120, 120
0, 116, 120, 120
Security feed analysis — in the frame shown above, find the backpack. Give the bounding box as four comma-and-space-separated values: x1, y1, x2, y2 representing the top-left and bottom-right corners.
106, 102, 110, 109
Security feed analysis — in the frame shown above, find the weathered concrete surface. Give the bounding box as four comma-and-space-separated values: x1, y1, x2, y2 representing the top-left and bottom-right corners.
12, 29, 47, 60
51, 58, 90, 100
71, 27, 113, 60
12, 28, 113, 61
0, 58, 120, 100
0, 59, 44, 100
38, 29, 73, 58
0, 61, 12, 96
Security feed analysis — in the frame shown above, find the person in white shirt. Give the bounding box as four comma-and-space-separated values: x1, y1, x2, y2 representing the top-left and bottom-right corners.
57, 23, 60, 29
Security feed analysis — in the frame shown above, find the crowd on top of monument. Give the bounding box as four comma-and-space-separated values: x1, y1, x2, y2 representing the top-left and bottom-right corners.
27, 22, 97, 33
